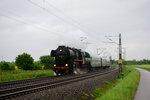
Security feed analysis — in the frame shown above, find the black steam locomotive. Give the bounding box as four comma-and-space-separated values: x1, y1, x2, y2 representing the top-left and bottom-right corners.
51, 45, 110, 75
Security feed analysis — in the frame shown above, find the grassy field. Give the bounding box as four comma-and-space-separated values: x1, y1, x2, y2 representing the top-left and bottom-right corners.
134, 65, 150, 71
95, 65, 140, 100
0, 70, 54, 82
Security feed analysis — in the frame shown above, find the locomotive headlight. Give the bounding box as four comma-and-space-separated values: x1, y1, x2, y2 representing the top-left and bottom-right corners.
54, 64, 56, 67
65, 64, 68, 66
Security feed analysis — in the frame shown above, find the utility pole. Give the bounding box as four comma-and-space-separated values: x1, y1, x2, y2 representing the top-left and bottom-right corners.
118, 33, 122, 72
105, 33, 123, 73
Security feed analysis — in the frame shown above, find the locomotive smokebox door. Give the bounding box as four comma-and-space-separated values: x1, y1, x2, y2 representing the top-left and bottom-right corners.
51, 50, 56, 57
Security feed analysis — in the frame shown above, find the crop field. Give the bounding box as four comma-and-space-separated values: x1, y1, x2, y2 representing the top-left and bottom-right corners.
95, 65, 140, 100
0, 70, 54, 82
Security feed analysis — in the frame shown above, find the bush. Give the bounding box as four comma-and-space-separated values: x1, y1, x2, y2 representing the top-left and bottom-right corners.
0, 62, 15, 70
33, 61, 42, 70
15, 53, 34, 70
9, 64, 15, 70
0, 62, 10, 70
40, 55, 54, 69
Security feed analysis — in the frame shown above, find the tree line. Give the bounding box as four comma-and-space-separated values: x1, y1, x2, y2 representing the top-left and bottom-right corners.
113, 59, 150, 65
1, 52, 150, 71
0, 53, 54, 71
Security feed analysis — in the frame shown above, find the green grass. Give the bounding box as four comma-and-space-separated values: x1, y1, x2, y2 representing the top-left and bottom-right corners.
0, 69, 54, 82
134, 65, 150, 71
95, 66, 140, 100
91, 81, 113, 99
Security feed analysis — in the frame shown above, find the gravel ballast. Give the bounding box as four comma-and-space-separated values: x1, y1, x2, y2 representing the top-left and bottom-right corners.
13, 67, 119, 100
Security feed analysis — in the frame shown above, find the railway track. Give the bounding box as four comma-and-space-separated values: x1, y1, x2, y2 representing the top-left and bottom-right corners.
0, 74, 76, 90
0, 67, 114, 90
0, 67, 119, 100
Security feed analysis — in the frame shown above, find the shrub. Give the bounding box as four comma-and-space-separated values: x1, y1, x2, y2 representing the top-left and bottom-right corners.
40, 55, 54, 69
0, 62, 15, 70
0, 62, 10, 70
9, 64, 15, 70
33, 61, 42, 70
15, 53, 34, 70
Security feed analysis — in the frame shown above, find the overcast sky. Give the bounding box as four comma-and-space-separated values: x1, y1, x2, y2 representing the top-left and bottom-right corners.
0, 0, 150, 61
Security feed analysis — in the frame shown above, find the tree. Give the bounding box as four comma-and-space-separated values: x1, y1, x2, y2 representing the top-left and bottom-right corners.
40, 55, 54, 69
15, 53, 34, 70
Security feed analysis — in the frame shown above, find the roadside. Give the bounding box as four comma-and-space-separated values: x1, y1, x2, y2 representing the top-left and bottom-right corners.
95, 65, 140, 100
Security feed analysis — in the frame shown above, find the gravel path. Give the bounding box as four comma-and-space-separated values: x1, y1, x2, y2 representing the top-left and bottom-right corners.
134, 68, 150, 100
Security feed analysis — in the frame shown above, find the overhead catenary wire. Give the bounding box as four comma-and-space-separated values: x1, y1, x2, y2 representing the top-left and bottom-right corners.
0, 13, 57, 34
46, 0, 101, 36
28, 0, 109, 45
0, 8, 66, 36
105, 36, 119, 45
0, 7, 92, 49
46, 0, 90, 32
27, 0, 89, 34
1, 1, 116, 49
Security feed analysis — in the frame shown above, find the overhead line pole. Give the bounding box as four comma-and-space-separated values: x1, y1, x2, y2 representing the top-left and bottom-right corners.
105, 33, 123, 73
118, 33, 122, 73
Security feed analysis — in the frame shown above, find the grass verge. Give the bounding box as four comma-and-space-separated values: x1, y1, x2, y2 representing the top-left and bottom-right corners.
93, 66, 140, 100
135, 65, 150, 71
0, 70, 54, 82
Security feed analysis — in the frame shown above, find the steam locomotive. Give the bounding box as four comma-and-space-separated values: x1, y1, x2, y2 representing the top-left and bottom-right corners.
51, 45, 111, 75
